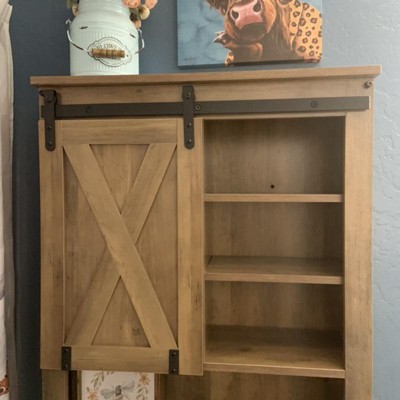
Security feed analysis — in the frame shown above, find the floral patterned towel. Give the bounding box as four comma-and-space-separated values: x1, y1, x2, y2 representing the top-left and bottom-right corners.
82, 371, 154, 400
0, 299, 8, 399
0, 375, 8, 397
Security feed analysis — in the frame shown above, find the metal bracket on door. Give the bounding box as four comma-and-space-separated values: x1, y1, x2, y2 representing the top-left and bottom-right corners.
61, 346, 72, 371
40, 90, 57, 152
182, 86, 195, 150
169, 349, 179, 375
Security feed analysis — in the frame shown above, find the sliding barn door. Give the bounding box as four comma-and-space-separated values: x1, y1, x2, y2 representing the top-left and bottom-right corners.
39, 118, 203, 376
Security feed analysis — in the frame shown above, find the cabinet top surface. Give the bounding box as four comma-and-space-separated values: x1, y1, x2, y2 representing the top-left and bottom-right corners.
31, 65, 381, 88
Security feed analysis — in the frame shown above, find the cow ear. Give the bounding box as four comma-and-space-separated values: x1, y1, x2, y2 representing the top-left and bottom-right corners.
207, 0, 228, 14
207, 0, 219, 9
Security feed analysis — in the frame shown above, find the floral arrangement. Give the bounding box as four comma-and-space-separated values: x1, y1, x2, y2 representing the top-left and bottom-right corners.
68, 0, 158, 29
82, 371, 153, 400
124, 0, 158, 29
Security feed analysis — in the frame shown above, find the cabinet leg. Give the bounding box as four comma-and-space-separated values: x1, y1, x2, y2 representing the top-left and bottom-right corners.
155, 375, 165, 400
42, 370, 69, 400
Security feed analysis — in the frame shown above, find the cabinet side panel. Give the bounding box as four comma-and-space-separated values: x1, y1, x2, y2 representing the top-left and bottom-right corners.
344, 111, 373, 399
177, 119, 204, 375
39, 121, 65, 370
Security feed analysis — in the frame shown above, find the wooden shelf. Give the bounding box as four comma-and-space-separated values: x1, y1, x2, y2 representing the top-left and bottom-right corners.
205, 326, 345, 379
205, 194, 344, 203
205, 256, 343, 285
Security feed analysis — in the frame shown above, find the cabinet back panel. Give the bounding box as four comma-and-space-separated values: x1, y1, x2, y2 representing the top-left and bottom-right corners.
64, 145, 178, 346
206, 282, 343, 331
206, 203, 343, 258
204, 118, 344, 194
161, 373, 343, 400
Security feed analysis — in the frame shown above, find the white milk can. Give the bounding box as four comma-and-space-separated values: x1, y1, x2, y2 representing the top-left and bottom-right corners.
68, 0, 141, 76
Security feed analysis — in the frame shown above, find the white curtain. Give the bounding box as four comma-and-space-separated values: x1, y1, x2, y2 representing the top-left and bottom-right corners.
0, 0, 13, 398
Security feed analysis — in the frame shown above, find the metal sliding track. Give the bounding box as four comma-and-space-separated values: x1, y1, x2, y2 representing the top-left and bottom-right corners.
40, 87, 370, 151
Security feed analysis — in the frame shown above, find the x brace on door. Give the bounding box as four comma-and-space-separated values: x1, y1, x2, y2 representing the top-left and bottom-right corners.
60, 141, 179, 374
40, 87, 371, 152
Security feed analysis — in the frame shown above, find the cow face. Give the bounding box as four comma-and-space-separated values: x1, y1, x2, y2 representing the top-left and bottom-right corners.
208, 0, 283, 44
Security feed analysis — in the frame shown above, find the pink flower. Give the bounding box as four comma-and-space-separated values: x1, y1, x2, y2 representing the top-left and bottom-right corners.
124, 0, 141, 8
145, 0, 158, 10
86, 390, 98, 400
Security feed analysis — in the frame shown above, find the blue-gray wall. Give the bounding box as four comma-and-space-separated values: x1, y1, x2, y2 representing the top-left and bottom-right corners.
9, 0, 399, 399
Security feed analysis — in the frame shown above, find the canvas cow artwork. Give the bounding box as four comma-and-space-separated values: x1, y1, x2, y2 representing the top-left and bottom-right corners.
177, 0, 322, 67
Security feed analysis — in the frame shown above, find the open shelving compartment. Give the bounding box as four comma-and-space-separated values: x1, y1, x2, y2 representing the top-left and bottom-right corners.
161, 115, 347, 400
203, 116, 345, 398
204, 116, 345, 282
205, 282, 344, 378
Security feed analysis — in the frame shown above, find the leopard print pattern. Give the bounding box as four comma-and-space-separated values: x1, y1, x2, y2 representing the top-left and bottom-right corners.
215, 0, 322, 64
226, 51, 234, 65
288, 0, 322, 61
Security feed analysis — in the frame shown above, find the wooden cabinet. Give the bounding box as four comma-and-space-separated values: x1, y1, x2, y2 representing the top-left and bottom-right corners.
32, 66, 380, 400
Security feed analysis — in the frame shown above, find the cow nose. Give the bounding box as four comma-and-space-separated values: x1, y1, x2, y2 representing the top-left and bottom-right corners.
230, 0, 263, 23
